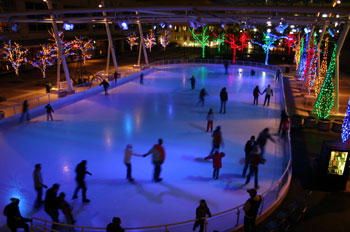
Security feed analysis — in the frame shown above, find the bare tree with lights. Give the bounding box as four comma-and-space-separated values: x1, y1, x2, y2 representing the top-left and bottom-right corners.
3, 41, 28, 76
30, 44, 56, 79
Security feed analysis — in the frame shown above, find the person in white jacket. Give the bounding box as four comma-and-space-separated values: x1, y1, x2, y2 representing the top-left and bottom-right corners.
124, 144, 142, 182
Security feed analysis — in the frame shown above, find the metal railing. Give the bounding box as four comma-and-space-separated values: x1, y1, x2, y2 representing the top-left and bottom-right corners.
24, 59, 292, 232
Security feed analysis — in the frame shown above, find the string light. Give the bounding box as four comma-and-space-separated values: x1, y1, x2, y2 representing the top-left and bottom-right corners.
314, 37, 329, 96
313, 44, 337, 119
69, 36, 94, 64
294, 34, 303, 70
213, 32, 226, 52
30, 44, 55, 79
127, 33, 139, 51
341, 98, 350, 143
144, 30, 157, 52
160, 30, 170, 50
239, 31, 250, 52
306, 35, 319, 92
3, 41, 28, 76
224, 33, 240, 63
189, 26, 210, 58
284, 34, 296, 55
48, 29, 73, 58
251, 32, 282, 65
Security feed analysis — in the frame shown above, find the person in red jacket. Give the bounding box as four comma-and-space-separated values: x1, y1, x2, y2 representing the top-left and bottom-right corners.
205, 150, 225, 180
143, 139, 166, 182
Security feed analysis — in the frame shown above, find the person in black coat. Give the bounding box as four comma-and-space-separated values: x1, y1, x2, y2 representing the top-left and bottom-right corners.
193, 199, 211, 232
100, 79, 110, 95
243, 136, 256, 177
3, 198, 31, 232
106, 217, 125, 232
45, 104, 54, 121
197, 88, 208, 107
219, 87, 228, 114
139, 73, 144, 85
72, 160, 92, 202
256, 128, 275, 156
19, 100, 30, 122
278, 110, 288, 134
190, 75, 196, 90
44, 184, 60, 228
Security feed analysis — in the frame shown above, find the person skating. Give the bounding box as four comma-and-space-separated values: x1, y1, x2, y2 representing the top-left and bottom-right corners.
193, 199, 211, 232
106, 217, 125, 232
197, 88, 208, 107
206, 108, 216, 132
253, 86, 261, 105
45, 104, 54, 121
44, 184, 60, 228
204, 150, 225, 180
278, 110, 288, 134
209, 126, 224, 156
114, 71, 119, 84
189, 75, 196, 90
262, 85, 273, 106
281, 116, 291, 139
256, 128, 275, 156
19, 100, 30, 122
58, 192, 76, 225
243, 189, 262, 232
124, 144, 143, 182
242, 136, 256, 177
275, 69, 281, 82
143, 139, 166, 182
219, 87, 228, 114
3, 198, 32, 232
224, 61, 229, 74
33, 164, 48, 208
100, 79, 110, 95
139, 73, 144, 85
244, 146, 265, 189
72, 160, 92, 202
250, 69, 255, 76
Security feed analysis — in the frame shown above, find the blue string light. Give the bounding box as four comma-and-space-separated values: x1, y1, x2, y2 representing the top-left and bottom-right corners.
342, 98, 350, 143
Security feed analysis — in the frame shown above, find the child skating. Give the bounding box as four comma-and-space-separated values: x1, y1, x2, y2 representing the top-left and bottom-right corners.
124, 144, 143, 182
206, 108, 216, 132
205, 150, 225, 180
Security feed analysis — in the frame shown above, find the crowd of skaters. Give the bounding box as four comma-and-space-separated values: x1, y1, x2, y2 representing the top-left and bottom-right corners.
9, 65, 286, 232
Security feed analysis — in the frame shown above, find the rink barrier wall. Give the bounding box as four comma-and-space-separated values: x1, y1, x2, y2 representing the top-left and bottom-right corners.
18, 59, 292, 232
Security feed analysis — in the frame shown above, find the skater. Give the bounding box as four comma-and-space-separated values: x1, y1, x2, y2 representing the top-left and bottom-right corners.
250, 69, 255, 76
204, 150, 225, 180
224, 61, 229, 74
244, 146, 264, 189
242, 136, 256, 177
72, 160, 92, 203
33, 164, 48, 208
275, 69, 281, 82
100, 79, 110, 95
114, 71, 119, 84
219, 87, 228, 114
206, 108, 216, 132
197, 88, 208, 107
3, 198, 32, 232
58, 192, 75, 225
139, 73, 144, 85
44, 184, 60, 228
256, 128, 275, 156
107, 217, 125, 232
124, 144, 143, 182
278, 110, 289, 134
19, 100, 30, 122
262, 85, 273, 106
189, 75, 196, 90
45, 104, 54, 121
243, 189, 262, 232
209, 126, 224, 156
193, 199, 211, 232
253, 86, 261, 105
281, 116, 291, 139
143, 138, 166, 182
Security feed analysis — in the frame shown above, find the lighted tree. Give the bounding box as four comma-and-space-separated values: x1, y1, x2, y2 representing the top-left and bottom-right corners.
239, 31, 250, 52
251, 32, 281, 65
70, 36, 94, 64
225, 33, 240, 63
127, 33, 139, 51
313, 44, 337, 119
295, 37, 304, 71
314, 37, 329, 96
341, 98, 350, 143
189, 26, 210, 58
3, 41, 28, 76
144, 30, 157, 52
284, 34, 296, 55
213, 32, 225, 52
48, 29, 73, 58
30, 44, 56, 79
302, 33, 317, 80
160, 30, 170, 51
305, 35, 318, 91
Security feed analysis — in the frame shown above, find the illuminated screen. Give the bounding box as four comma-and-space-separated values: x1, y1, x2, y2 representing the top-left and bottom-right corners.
328, 151, 348, 175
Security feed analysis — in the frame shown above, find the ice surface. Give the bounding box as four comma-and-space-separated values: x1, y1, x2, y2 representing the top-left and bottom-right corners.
0, 64, 283, 230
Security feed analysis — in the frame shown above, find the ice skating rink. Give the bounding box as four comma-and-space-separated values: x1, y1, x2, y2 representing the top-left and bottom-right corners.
0, 64, 284, 229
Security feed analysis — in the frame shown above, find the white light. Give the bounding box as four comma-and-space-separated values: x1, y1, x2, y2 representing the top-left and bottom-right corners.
319, 29, 323, 33
160, 22, 166, 28
98, 4, 102, 8
267, 29, 271, 33
336, 14, 340, 18
337, 30, 340, 33
168, 24, 173, 29
337, 0, 341, 4
253, 28, 257, 32
267, 21, 272, 26
120, 21, 128, 30
153, 25, 157, 30
335, 22, 338, 27
291, 25, 295, 28
304, 27, 310, 33
63, 23, 74, 31
221, 23, 225, 29
322, 13, 328, 18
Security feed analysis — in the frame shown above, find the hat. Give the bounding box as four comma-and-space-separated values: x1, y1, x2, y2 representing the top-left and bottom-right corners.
126, 144, 132, 149
247, 189, 257, 195
10, 198, 19, 203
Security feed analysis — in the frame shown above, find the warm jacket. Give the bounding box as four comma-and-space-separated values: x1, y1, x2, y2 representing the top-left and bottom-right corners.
253, 87, 260, 97
145, 144, 165, 163
3, 202, 26, 226
100, 80, 110, 89
124, 148, 141, 164
45, 104, 54, 113
75, 162, 90, 181
212, 130, 222, 146
33, 170, 44, 188
206, 112, 216, 121
205, 152, 225, 169
220, 90, 228, 102
282, 120, 291, 131
196, 205, 212, 219
244, 140, 256, 157
248, 152, 264, 167
44, 188, 59, 211
257, 131, 274, 146
106, 222, 125, 232
243, 195, 262, 218
263, 87, 273, 96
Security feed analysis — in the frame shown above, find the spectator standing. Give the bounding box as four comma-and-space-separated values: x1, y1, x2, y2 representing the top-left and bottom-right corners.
209, 126, 224, 156
205, 150, 225, 180
206, 108, 216, 132
243, 189, 262, 232
19, 100, 30, 122
278, 110, 289, 134
45, 104, 54, 121
281, 116, 291, 139
114, 72, 118, 84
124, 144, 143, 182
106, 217, 125, 232
33, 164, 48, 208
253, 86, 261, 105
190, 75, 196, 90
100, 79, 110, 95
219, 87, 228, 114
44, 184, 60, 228
224, 61, 229, 74
256, 128, 275, 156
3, 198, 31, 232
262, 85, 273, 106
244, 146, 264, 189
193, 199, 211, 232
58, 192, 75, 224
242, 136, 256, 177
143, 139, 166, 182
72, 160, 92, 203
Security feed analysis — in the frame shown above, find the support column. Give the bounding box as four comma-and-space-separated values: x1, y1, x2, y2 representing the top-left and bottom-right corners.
335, 22, 350, 114
317, 24, 327, 81
138, 22, 149, 66
45, 0, 72, 90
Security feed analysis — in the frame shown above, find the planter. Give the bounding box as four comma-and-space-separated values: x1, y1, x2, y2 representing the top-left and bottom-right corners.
318, 119, 331, 131
304, 117, 316, 129
291, 115, 303, 128
332, 120, 343, 133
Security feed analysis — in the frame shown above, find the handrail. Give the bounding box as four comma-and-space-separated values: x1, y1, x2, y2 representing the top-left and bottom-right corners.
27, 59, 291, 232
